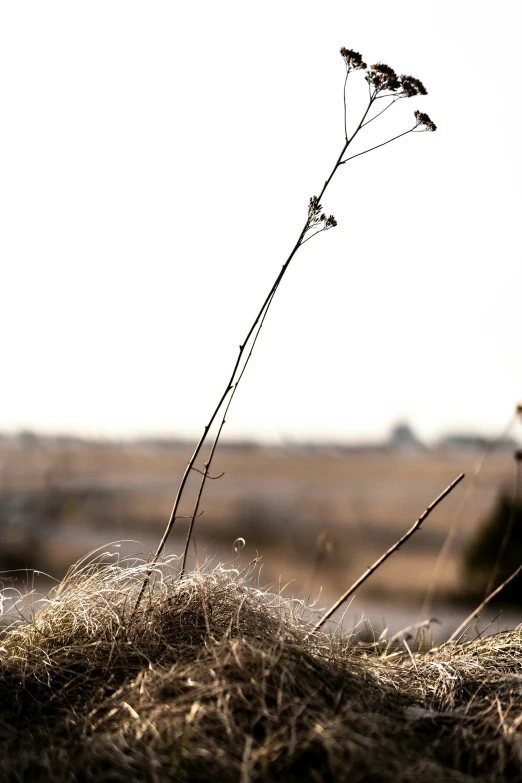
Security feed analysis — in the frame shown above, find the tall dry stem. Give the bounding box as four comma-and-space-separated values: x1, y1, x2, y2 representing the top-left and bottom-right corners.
132, 49, 436, 617
310, 473, 465, 635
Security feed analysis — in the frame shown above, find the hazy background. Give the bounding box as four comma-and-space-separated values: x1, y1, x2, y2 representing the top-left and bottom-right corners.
1, 2, 522, 640
1, 0, 521, 444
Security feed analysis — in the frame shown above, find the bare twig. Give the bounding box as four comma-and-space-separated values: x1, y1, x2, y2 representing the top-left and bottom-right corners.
180, 289, 277, 575
341, 125, 416, 165
190, 467, 225, 480
444, 559, 522, 647
386, 617, 440, 647
420, 411, 518, 620
343, 67, 350, 141
310, 473, 465, 634
360, 96, 400, 128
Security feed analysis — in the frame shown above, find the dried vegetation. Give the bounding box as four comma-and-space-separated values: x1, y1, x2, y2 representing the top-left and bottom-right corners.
1, 557, 521, 781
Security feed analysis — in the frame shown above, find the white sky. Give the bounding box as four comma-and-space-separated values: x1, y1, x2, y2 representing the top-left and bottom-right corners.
1, 1, 521, 444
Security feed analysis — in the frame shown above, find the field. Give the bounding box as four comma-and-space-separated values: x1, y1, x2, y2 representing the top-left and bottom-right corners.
1, 437, 519, 640
1, 437, 522, 781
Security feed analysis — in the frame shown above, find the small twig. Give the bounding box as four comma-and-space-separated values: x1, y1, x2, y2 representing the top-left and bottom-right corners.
387, 617, 440, 647
190, 467, 225, 480
310, 473, 465, 634
181, 423, 228, 577
469, 611, 503, 644
402, 637, 418, 671
340, 126, 416, 165
420, 411, 518, 619
360, 96, 400, 128
300, 228, 327, 245
343, 67, 350, 141
180, 289, 277, 575
444, 560, 522, 647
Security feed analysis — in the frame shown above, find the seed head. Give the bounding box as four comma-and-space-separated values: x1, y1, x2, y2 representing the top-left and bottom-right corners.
366, 63, 401, 92
340, 48, 367, 71
308, 196, 323, 222
306, 197, 337, 232
414, 110, 437, 131
400, 74, 428, 97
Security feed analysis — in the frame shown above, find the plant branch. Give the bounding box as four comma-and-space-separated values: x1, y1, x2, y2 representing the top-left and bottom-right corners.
177, 96, 381, 569
343, 68, 349, 141
190, 467, 225, 480
444, 559, 522, 647
419, 412, 518, 621
341, 126, 416, 165
180, 288, 277, 575
300, 228, 327, 245
310, 473, 465, 634
360, 96, 400, 128
131, 52, 434, 617
130, 88, 380, 616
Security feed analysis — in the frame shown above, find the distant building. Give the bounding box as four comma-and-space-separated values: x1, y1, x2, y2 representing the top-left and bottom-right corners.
388, 422, 425, 452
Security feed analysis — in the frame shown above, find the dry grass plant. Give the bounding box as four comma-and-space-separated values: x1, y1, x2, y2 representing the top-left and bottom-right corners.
4, 48, 522, 781
1, 556, 522, 782
133, 48, 437, 615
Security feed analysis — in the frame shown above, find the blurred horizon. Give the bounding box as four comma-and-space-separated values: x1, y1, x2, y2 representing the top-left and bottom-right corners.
2, 427, 521, 643
2, 415, 521, 452
2, 1, 521, 448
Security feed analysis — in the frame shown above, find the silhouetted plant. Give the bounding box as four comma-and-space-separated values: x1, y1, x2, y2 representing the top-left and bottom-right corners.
133, 47, 437, 614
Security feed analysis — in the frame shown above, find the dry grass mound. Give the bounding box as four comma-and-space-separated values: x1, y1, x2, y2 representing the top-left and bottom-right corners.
1, 556, 521, 782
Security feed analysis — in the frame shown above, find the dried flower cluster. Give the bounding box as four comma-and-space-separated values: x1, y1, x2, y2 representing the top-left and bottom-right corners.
414, 110, 437, 132
340, 47, 367, 71
322, 214, 337, 228
366, 63, 429, 99
367, 62, 401, 92
307, 196, 337, 232
307, 195, 322, 223
400, 74, 428, 97
341, 50, 429, 100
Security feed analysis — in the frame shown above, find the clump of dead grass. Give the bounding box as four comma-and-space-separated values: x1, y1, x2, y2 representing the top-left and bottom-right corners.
1, 556, 521, 782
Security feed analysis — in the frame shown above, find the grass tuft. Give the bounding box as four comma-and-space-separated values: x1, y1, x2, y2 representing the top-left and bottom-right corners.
1, 557, 521, 781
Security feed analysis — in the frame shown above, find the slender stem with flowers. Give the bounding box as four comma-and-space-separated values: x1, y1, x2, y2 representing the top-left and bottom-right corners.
131, 48, 437, 617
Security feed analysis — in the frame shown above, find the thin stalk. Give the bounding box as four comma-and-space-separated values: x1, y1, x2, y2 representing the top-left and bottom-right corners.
310, 473, 465, 635
178, 93, 380, 575
343, 68, 349, 141
180, 287, 278, 575
360, 96, 400, 128
129, 86, 380, 617
131, 66, 433, 616
444, 559, 522, 647
130, 237, 304, 614
341, 125, 416, 165
419, 412, 517, 620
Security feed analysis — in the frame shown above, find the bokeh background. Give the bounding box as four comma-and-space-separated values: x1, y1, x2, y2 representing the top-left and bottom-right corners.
1, 1, 521, 639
